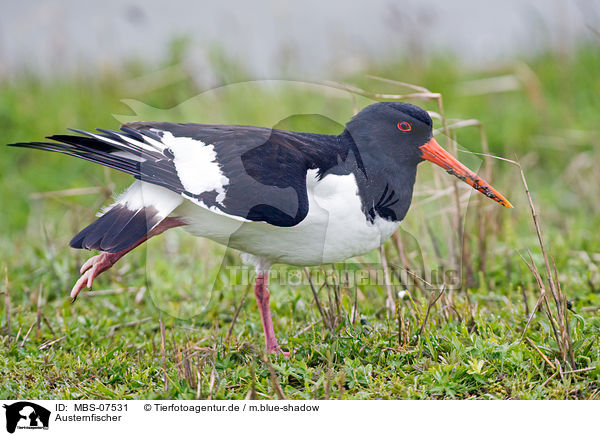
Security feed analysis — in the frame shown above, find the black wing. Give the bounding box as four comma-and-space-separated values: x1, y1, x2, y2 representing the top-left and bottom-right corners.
9, 122, 347, 227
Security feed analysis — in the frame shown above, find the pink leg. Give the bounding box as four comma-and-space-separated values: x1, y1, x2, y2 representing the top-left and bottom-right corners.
71, 217, 185, 300
254, 273, 289, 357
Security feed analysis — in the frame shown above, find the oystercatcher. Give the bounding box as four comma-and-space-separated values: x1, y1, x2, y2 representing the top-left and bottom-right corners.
9, 102, 512, 355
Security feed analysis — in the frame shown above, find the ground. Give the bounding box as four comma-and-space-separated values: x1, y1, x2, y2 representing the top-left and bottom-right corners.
1, 46, 600, 399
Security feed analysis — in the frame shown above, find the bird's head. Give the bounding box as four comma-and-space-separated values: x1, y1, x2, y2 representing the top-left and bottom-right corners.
346, 102, 513, 208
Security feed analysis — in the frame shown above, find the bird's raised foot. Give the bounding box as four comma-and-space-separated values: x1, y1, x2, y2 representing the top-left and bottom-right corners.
70, 252, 121, 300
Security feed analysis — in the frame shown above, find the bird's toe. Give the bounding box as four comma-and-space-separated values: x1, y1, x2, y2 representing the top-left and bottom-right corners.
70, 271, 91, 299
80, 255, 100, 274
86, 265, 98, 288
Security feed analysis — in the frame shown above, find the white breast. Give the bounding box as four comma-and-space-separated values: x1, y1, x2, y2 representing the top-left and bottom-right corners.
176, 170, 400, 266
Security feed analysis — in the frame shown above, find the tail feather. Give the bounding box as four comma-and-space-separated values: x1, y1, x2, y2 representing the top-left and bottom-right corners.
69, 205, 162, 253
9, 127, 185, 252
10, 136, 140, 176
8, 127, 186, 194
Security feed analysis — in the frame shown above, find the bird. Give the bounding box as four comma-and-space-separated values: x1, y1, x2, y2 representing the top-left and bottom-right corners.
9, 102, 512, 356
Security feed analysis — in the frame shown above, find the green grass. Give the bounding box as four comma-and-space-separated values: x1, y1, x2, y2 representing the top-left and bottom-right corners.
1, 45, 600, 399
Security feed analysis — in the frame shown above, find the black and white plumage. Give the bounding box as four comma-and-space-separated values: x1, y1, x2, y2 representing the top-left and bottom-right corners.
9, 102, 512, 354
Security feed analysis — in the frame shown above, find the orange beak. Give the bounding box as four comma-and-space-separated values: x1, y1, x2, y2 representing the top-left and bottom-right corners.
419, 137, 513, 208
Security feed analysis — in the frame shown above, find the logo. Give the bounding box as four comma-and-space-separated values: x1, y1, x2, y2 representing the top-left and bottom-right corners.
2, 402, 50, 434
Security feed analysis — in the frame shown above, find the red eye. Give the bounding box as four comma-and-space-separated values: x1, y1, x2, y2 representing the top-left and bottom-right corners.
397, 121, 412, 131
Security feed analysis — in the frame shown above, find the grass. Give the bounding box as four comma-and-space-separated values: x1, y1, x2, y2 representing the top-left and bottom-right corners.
1, 44, 600, 399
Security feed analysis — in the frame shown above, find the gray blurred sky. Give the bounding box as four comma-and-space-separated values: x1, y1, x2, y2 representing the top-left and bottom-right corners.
0, 0, 597, 82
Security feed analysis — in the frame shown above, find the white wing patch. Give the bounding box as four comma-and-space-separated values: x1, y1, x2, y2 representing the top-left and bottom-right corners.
160, 131, 229, 205
100, 180, 182, 219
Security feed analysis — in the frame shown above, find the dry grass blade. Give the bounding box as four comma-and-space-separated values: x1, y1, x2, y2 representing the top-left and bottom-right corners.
4, 268, 10, 343
560, 366, 596, 375
159, 313, 168, 392
41, 313, 55, 336
541, 370, 560, 387
552, 256, 575, 366
295, 321, 319, 336
207, 364, 217, 400
391, 232, 424, 298
417, 285, 445, 337
518, 288, 545, 342
21, 322, 35, 347
108, 317, 153, 337
517, 163, 574, 367
39, 336, 65, 350
432, 119, 482, 135
320, 268, 338, 329
225, 289, 248, 343
262, 353, 286, 400
525, 337, 556, 371
36, 283, 43, 337
196, 369, 202, 400
380, 245, 396, 317
14, 326, 21, 345
459, 150, 575, 368
365, 75, 432, 93
324, 364, 333, 400
351, 284, 359, 325
304, 268, 331, 330
519, 251, 560, 344
319, 80, 441, 101
517, 164, 559, 303
247, 361, 258, 400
